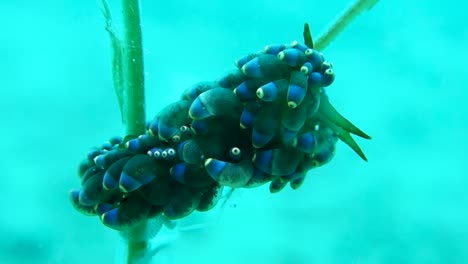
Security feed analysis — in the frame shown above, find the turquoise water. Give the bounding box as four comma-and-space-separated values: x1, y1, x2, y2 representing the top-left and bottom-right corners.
1, 0, 466, 263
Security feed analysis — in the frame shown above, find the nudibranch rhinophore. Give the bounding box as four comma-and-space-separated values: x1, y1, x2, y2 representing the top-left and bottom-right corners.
70, 37, 371, 230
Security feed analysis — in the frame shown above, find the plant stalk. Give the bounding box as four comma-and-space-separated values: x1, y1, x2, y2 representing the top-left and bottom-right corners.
120, 0, 147, 263
122, 0, 146, 136
315, 0, 379, 50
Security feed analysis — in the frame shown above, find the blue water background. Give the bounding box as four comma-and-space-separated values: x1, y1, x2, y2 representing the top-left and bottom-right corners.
0, 0, 466, 263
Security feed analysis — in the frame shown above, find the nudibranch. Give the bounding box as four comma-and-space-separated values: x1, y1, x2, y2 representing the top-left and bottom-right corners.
70, 28, 370, 230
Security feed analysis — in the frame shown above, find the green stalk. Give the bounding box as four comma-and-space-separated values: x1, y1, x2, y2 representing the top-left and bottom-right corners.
123, 221, 151, 264
120, 0, 147, 263
315, 0, 379, 51
102, 0, 166, 262
122, 0, 146, 136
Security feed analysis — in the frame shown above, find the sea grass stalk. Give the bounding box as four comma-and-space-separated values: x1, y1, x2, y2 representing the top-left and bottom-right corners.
101, 0, 165, 262
121, 0, 146, 136
120, 0, 150, 263
315, 0, 379, 51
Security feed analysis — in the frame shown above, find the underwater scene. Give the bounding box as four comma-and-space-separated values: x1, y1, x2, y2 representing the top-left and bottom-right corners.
1, 0, 467, 263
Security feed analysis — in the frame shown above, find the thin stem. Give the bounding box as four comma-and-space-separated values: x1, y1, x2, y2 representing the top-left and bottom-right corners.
315, 0, 379, 51
122, 0, 146, 136
124, 222, 150, 264
120, 0, 147, 263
